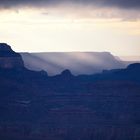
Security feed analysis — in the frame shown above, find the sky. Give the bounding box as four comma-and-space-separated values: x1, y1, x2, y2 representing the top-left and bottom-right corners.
0, 0, 140, 56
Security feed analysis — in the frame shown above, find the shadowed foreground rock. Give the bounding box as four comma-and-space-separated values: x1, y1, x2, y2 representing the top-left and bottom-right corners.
0, 44, 140, 140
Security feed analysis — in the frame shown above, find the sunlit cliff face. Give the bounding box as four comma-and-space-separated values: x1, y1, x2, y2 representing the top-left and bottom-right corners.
0, 1, 140, 56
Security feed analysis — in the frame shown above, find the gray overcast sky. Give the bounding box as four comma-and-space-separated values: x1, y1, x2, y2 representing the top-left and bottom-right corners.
0, 0, 140, 9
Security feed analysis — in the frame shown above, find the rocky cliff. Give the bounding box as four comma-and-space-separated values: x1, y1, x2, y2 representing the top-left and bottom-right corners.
0, 43, 24, 69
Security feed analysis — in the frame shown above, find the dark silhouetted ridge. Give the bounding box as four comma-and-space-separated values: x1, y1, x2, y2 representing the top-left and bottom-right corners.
61, 69, 73, 77
0, 44, 140, 140
127, 63, 140, 71
0, 43, 12, 51
0, 43, 24, 69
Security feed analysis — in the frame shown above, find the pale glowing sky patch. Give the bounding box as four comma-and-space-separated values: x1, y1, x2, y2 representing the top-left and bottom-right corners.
0, 3, 140, 56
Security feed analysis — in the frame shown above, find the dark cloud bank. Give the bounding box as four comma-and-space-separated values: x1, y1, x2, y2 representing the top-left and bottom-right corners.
0, 0, 140, 9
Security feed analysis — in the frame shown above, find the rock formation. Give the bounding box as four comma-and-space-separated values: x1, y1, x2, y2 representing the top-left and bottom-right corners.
0, 43, 24, 69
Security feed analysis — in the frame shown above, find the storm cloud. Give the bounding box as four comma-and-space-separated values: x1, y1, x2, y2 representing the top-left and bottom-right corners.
0, 0, 140, 9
